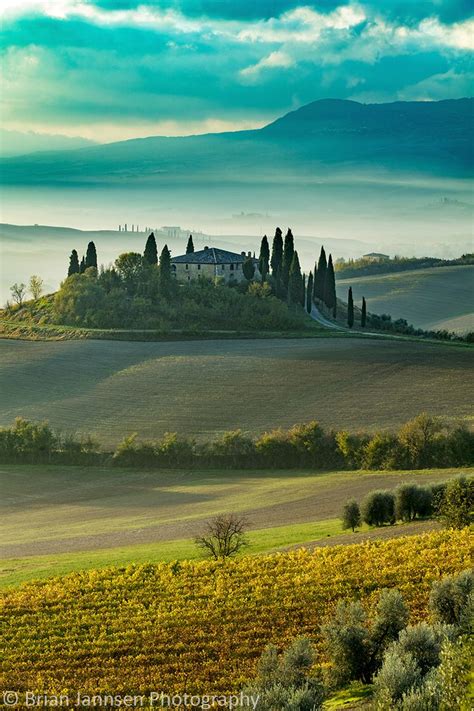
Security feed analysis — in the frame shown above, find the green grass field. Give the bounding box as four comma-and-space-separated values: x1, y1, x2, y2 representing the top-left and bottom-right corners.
2, 463, 469, 588
336, 264, 474, 333
0, 337, 472, 445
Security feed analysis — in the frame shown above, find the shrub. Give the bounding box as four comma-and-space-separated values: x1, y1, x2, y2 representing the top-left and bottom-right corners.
429, 569, 474, 628
208, 430, 256, 466
395, 484, 420, 522
363, 433, 399, 469
373, 649, 421, 709
361, 490, 395, 527
436, 636, 472, 710
242, 638, 324, 710
156, 432, 195, 466
341, 500, 361, 532
335, 431, 368, 468
430, 482, 447, 515
395, 484, 433, 522
323, 588, 407, 685
438, 476, 474, 529
397, 414, 444, 469
393, 623, 447, 677
322, 600, 369, 685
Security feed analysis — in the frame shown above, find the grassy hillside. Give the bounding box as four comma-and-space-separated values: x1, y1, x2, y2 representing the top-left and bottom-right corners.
1, 529, 471, 699
336, 264, 474, 334
1, 463, 470, 587
0, 338, 472, 445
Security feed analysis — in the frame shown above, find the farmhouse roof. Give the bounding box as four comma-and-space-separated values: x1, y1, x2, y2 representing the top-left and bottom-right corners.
363, 252, 390, 258
171, 247, 249, 265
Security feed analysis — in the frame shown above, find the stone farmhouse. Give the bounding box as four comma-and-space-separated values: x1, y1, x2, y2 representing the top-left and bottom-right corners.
171, 246, 260, 283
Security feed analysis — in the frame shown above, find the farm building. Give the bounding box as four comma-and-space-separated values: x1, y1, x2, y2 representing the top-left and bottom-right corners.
362, 252, 390, 262
171, 246, 260, 283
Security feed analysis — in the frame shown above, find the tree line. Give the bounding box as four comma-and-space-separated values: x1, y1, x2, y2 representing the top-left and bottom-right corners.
342, 476, 473, 532
1, 413, 472, 470
335, 252, 474, 279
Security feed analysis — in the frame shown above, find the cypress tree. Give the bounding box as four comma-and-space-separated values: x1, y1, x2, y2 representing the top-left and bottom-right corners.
301, 273, 306, 308
306, 271, 314, 314
144, 232, 158, 265
312, 262, 318, 301
314, 246, 327, 300
270, 227, 283, 280
288, 251, 303, 305
243, 256, 255, 281
159, 244, 172, 294
186, 235, 194, 254
282, 228, 294, 290
258, 235, 270, 282
85, 241, 97, 270
79, 256, 86, 274
324, 254, 337, 311
347, 287, 354, 328
68, 249, 80, 277
361, 296, 367, 327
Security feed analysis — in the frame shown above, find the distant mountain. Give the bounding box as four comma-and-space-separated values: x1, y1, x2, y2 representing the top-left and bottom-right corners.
0, 130, 96, 158
1, 98, 472, 184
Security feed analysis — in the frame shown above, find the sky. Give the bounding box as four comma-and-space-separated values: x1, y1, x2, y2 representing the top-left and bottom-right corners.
1, 0, 473, 142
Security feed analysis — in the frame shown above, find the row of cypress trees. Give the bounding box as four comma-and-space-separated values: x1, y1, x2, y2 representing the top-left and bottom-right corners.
311, 245, 337, 316
257, 228, 306, 306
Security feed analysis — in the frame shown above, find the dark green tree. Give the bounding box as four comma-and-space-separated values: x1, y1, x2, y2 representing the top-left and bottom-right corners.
186, 235, 194, 254
288, 251, 303, 305
85, 241, 97, 270
347, 287, 354, 328
282, 228, 295, 290
258, 235, 270, 282
243, 256, 256, 281
314, 246, 327, 300
68, 249, 80, 277
159, 244, 172, 293
270, 227, 283, 279
324, 254, 337, 311
342, 500, 362, 532
143, 233, 158, 265
301, 273, 306, 308
306, 271, 314, 314
361, 297, 367, 327
79, 256, 86, 274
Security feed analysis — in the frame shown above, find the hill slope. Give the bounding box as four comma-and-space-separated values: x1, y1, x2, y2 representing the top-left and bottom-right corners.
336, 264, 474, 333
0, 337, 472, 445
1, 98, 472, 184
1, 530, 471, 697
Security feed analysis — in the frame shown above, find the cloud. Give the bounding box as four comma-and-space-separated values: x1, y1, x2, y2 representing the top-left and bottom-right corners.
240, 51, 295, 78
1, 1, 473, 141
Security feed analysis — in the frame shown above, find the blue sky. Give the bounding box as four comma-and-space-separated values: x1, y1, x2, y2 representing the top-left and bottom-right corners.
1, 0, 472, 141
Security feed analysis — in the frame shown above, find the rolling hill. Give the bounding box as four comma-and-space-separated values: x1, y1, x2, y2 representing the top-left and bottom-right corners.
1, 98, 472, 185
336, 264, 474, 334
0, 337, 472, 446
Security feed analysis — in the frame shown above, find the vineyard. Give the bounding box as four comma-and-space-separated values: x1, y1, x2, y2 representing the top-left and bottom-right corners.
1, 529, 472, 704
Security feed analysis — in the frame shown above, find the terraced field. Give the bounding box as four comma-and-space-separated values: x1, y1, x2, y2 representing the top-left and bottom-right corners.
0, 337, 472, 445
336, 264, 474, 333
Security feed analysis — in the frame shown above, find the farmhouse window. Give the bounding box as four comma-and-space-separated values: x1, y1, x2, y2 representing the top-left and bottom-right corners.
198, 264, 201, 270
230, 264, 234, 271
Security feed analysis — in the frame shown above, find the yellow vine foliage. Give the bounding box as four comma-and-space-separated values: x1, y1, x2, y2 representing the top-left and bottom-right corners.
1, 530, 472, 698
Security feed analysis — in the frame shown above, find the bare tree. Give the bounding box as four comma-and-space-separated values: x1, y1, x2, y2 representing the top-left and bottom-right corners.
10, 283, 27, 306
29, 275, 44, 300
194, 514, 249, 560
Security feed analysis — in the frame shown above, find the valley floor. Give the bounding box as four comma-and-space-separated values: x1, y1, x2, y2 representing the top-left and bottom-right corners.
1, 464, 469, 588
